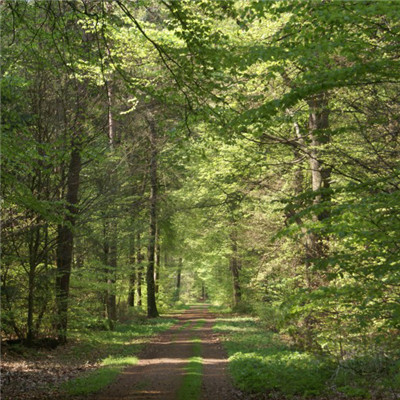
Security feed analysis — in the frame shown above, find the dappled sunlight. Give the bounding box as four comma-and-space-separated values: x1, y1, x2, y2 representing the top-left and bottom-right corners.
202, 358, 228, 366
124, 357, 188, 366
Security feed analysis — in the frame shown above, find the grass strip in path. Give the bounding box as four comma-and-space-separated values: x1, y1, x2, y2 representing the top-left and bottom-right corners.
193, 319, 206, 330
177, 338, 203, 400
175, 309, 207, 400
178, 320, 193, 331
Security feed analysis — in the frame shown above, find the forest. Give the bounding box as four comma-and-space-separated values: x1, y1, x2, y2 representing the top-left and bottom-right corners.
1, 1, 400, 399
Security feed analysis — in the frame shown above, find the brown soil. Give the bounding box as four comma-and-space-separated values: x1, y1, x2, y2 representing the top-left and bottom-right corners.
92, 305, 238, 400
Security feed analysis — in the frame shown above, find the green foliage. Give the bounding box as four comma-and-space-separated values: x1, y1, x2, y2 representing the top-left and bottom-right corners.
215, 316, 400, 398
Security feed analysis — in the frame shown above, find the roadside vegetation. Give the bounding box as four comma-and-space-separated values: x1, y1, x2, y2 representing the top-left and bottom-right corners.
214, 316, 400, 399
2, 316, 176, 399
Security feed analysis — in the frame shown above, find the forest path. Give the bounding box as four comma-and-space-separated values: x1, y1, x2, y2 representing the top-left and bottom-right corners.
92, 305, 237, 400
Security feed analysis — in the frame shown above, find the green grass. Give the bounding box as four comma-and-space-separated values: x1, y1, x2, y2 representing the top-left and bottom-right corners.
61, 365, 122, 396
193, 319, 206, 330
214, 316, 400, 398
60, 317, 176, 396
214, 317, 333, 397
178, 321, 193, 331
177, 339, 203, 400
63, 355, 140, 395
208, 304, 232, 314
64, 317, 176, 361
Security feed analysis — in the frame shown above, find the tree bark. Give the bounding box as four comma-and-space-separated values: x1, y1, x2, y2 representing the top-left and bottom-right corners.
176, 257, 182, 301
230, 230, 242, 307
107, 241, 117, 324
27, 263, 35, 345
306, 93, 331, 272
128, 233, 136, 307
105, 81, 118, 327
26, 224, 41, 345
56, 145, 81, 344
136, 232, 144, 306
308, 93, 331, 223
201, 282, 206, 300
155, 228, 160, 295
146, 117, 159, 318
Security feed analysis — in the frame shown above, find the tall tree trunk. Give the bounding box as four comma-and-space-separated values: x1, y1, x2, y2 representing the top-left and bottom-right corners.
27, 263, 35, 345
128, 233, 136, 307
102, 221, 109, 318
137, 232, 143, 307
306, 93, 331, 276
230, 230, 242, 307
288, 96, 331, 350
146, 117, 159, 318
105, 81, 118, 327
176, 257, 182, 301
56, 145, 81, 344
107, 241, 117, 326
155, 228, 160, 295
26, 225, 40, 345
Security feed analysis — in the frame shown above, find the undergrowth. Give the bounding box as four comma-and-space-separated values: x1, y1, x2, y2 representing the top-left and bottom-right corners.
214, 316, 400, 399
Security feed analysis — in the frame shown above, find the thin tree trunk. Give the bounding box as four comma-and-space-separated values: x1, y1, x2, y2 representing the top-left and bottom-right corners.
26, 225, 40, 345
27, 264, 35, 345
146, 117, 159, 318
102, 223, 109, 318
56, 145, 81, 344
176, 257, 182, 301
137, 232, 143, 306
230, 230, 242, 307
105, 81, 118, 327
128, 233, 136, 307
107, 241, 117, 325
307, 93, 331, 275
308, 94, 331, 214
155, 228, 160, 295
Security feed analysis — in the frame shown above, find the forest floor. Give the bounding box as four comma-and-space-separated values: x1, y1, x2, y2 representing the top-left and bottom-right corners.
1, 306, 243, 400
1, 315, 176, 400
3, 306, 397, 399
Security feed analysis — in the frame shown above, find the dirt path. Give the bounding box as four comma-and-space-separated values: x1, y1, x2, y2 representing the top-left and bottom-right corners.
92, 305, 237, 400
